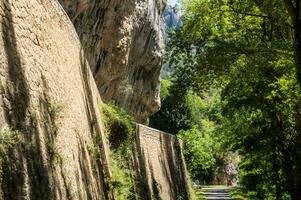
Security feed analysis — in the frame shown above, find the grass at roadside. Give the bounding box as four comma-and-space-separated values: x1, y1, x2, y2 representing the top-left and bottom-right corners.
195, 188, 206, 200
229, 187, 248, 200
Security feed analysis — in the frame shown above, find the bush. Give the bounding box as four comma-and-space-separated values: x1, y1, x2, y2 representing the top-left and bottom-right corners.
100, 103, 135, 199
0, 127, 20, 150
111, 153, 134, 200
178, 124, 216, 183
100, 103, 134, 150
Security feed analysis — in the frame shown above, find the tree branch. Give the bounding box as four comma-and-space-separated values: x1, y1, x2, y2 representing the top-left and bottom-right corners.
229, 7, 271, 19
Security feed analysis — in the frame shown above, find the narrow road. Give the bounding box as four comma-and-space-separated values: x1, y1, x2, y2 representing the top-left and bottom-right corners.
202, 186, 231, 200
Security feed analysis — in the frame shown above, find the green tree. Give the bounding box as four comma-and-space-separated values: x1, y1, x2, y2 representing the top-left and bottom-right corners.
156, 0, 301, 199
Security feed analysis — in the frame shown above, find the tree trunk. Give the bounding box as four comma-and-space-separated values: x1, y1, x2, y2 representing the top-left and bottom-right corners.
283, 0, 301, 87
294, 0, 301, 87
293, 2, 301, 196
282, 2, 301, 198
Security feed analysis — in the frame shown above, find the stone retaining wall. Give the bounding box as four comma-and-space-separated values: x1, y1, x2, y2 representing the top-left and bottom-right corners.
131, 124, 191, 200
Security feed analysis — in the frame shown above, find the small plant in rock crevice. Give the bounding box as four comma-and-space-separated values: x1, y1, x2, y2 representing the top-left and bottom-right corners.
49, 102, 64, 137
0, 127, 20, 149
46, 140, 63, 164
0, 127, 21, 191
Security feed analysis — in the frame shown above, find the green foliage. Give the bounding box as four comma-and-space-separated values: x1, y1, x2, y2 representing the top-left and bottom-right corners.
100, 103, 134, 129
87, 141, 102, 160
160, 79, 172, 101
189, 188, 203, 200
48, 102, 64, 136
229, 187, 248, 200
46, 140, 63, 164
0, 127, 20, 166
100, 103, 135, 199
149, 81, 192, 134
193, 187, 207, 200
100, 103, 135, 150
111, 153, 134, 200
155, 0, 301, 198
179, 125, 216, 182
0, 127, 21, 188
218, 55, 301, 198
151, 76, 229, 184
49, 102, 63, 120
0, 127, 20, 150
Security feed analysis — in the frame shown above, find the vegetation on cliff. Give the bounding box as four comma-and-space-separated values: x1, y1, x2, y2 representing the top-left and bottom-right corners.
100, 103, 135, 199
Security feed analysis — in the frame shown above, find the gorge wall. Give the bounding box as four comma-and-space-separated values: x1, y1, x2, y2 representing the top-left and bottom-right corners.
0, 0, 192, 199
0, 0, 112, 199
132, 124, 191, 200
60, 0, 166, 123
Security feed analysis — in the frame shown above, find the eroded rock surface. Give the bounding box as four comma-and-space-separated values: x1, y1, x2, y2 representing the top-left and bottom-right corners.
0, 0, 112, 199
60, 0, 166, 122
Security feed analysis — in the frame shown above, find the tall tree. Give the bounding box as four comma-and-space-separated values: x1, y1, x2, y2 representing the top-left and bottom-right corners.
156, 0, 301, 198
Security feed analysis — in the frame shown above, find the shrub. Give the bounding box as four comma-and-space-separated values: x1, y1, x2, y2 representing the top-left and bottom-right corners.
100, 103, 135, 150
111, 153, 134, 200
100, 103, 135, 199
0, 127, 20, 148
0, 127, 21, 187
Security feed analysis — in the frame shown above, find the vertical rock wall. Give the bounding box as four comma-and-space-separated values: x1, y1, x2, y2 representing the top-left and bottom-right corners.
0, 0, 112, 199
60, 0, 166, 123
132, 124, 191, 200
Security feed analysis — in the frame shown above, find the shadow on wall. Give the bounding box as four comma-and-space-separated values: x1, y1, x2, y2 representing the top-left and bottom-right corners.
1, 1, 54, 199
159, 133, 189, 199
131, 127, 152, 199
131, 124, 190, 200
0, 3, 75, 196
0, 1, 111, 199
79, 49, 113, 200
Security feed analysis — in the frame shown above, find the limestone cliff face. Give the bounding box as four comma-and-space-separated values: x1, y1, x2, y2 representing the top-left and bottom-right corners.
60, 0, 166, 122
164, 5, 182, 30
0, 1, 112, 199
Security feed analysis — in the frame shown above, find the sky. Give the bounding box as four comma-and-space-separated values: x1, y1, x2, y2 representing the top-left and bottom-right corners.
168, 0, 178, 6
